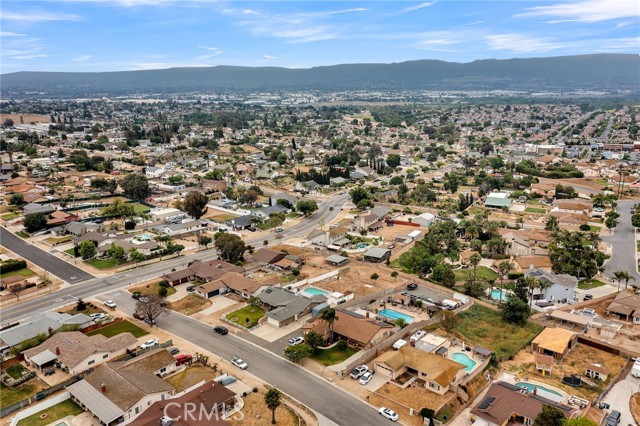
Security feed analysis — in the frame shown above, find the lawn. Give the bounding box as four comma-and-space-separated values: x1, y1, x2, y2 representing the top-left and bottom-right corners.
525, 207, 547, 214
226, 305, 265, 328
5, 363, 29, 379
130, 203, 151, 213
171, 295, 212, 316
1, 212, 20, 220
64, 248, 78, 257
579, 279, 607, 290
435, 403, 455, 423
454, 266, 498, 283
453, 304, 542, 361
87, 258, 130, 269
211, 213, 239, 222
165, 365, 218, 392
590, 225, 601, 232
17, 400, 84, 426
0, 268, 36, 279
310, 345, 359, 366
0, 379, 49, 409
44, 236, 72, 245
129, 281, 176, 296
286, 212, 302, 219
15, 231, 30, 239
87, 320, 148, 338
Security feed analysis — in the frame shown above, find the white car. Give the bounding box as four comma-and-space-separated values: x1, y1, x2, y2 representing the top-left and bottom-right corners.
288, 337, 305, 346
140, 339, 158, 350
350, 365, 368, 379
231, 356, 248, 370
89, 313, 106, 321
378, 407, 399, 422
359, 370, 374, 385
105, 300, 117, 309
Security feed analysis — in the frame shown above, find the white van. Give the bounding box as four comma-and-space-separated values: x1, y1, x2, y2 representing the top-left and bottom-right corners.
632, 361, 640, 378
442, 299, 460, 310
392, 339, 408, 350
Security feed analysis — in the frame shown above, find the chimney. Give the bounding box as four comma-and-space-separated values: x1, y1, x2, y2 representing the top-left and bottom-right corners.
55, 347, 60, 355
101, 384, 107, 393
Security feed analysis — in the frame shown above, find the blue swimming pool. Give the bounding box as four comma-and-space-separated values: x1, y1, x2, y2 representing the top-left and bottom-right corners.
303, 287, 329, 297
451, 353, 477, 371
490, 289, 509, 301
136, 233, 154, 241
379, 309, 414, 323
515, 382, 563, 402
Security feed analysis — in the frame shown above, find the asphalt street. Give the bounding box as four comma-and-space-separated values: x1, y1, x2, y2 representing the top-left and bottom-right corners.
0, 194, 350, 324
602, 200, 640, 283
97, 290, 390, 426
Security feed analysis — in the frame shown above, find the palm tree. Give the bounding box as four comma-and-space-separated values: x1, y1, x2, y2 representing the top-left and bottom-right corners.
497, 261, 514, 303
486, 278, 497, 296
264, 388, 282, 425
469, 253, 482, 280
613, 271, 627, 292
524, 276, 542, 306
320, 308, 338, 343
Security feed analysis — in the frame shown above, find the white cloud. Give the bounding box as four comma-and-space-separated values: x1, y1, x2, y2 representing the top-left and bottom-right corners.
72, 55, 92, 62
400, 2, 436, 14
131, 61, 214, 70
485, 33, 566, 53
197, 46, 223, 55
516, 0, 639, 23
263, 55, 277, 60
12, 54, 49, 60
0, 31, 27, 37
1, 11, 82, 22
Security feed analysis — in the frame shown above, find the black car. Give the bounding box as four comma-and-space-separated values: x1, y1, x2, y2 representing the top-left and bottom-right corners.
583, 294, 593, 301
406, 283, 418, 291
606, 410, 621, 426
169, 347, 180, 355
214, 326, 228, 335
132, 292, 142, 299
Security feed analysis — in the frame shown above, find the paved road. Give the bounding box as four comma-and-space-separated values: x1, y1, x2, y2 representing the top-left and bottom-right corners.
601, 368, 639, 426
0, 194, 350, 324
602, 200, 640, 284
0, 227, 94, 284
95, 289, 388, 426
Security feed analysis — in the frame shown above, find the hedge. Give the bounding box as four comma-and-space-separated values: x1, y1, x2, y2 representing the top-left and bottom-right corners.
0, 259, 27, 273
508, 272, 524, 280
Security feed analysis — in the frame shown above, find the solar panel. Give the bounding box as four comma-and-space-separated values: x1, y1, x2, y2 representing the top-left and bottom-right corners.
477, 397, 495, 409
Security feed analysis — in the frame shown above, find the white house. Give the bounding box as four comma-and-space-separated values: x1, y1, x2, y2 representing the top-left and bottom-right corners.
525, 267, 577, 303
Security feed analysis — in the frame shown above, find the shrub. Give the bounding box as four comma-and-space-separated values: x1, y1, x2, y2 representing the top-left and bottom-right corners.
336, 340, 348, 351
0, 259, 27, 273
159, 280, 170, 287
158, 286, 168, 297
579, 224, 591, 231
124, 220, 136, 230
252, 387, 258, 393
508, 272, 524, 280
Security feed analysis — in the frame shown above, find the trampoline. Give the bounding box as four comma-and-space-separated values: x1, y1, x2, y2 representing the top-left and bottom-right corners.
562, 376, 582, 387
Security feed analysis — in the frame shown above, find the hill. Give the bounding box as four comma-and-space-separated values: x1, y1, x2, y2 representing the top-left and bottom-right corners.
2, 54, 638, 95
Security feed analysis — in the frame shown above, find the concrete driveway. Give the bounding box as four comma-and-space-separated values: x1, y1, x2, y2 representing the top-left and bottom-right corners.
601, 368, 639, 426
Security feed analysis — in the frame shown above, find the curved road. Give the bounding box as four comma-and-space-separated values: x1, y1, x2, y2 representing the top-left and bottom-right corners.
0, 194, 350, 324
602, 200, 640, 283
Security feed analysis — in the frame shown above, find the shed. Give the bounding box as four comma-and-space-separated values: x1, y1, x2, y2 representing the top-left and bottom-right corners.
363, 247, 391, 263
485, 192, 512, 208
326, 255, 349, 267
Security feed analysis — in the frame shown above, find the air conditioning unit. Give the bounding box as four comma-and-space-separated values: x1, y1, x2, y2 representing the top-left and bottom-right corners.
160, 416, 173, 426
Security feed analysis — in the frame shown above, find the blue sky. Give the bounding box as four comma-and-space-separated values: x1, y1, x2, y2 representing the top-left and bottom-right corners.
1, 0, 638, 73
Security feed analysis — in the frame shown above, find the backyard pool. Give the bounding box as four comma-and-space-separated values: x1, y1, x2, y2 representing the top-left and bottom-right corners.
490, 289, 510, 301
135, 233, 154, 241
379, 309, 414, 323
451, 352, 477, 372
303, 287, 329, 297
515, 382, 564, 402
356, 243, 369, 249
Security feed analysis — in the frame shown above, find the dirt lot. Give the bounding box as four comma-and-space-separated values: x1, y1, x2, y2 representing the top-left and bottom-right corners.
228, 392, 298, 426
1, 114, 51, 124
631, 393, 640, 423
368, 382, 453, 426
501, 343, 627, 400
171, 294, 212, 315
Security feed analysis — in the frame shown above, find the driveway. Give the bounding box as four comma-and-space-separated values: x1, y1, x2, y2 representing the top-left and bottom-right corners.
603, 200, 640, 283
601, 368, 639, 426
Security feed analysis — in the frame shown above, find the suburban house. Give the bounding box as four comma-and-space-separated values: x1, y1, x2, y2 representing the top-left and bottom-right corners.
363, 247, 392, 263
256, 286, 327, 327
251, 204, 289, 220
154, 220, 207, 237
303, 310, 394, 349
251, 248, 286, 265
531, 327, 577, 360
325, 254, 349, 267
484, 192, 512, 209
606, 290, 640, 323
585, 364, 610, 381
160, 260, 244, 286
0, 312, 93, 354
67, 360, 175, 425
525, 267, 577, 303
269, 192, 298, 207
470, 381, 578, 426
111, 348, 178, 378
373, 346, 466, 395
352, 213, 384, 232
225, 215, 253, 231
412, 212, 436, 228
23, 331, 137, 375
308, 226, 349, 248
126, 381, 236, 426
23, 202, 55, 216
201, 179, 227, 194
193, 272, 263, 299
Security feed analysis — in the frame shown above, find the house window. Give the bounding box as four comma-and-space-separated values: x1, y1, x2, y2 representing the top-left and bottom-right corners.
525, 418, 533, 426
88, 360, 95, 365
135, 407, 140, 414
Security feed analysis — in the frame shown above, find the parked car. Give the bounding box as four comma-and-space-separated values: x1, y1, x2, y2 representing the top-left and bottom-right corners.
105, 300, 117, 309
606, 410, 621, 426
90, 313, 107, 321
44, 368, 56, 376
329, 206, 334, 211
583, 294, 593, 301
288, 337, 305, 346
406, 282, 418, 291
247, 226, 257, 232
275, 228, 284, 233
175, 354, 192, 366
133, 312, 144, 320
359, 370, 375, 385
214, 326, 228, 335
144, 317, 156, 325
349, 365, 368, 379
231, 356, 248, 369
140, 339, 159, 350
169, 347, 180, 355
186, 285, 196, 293
139, 296, 149, 303
132, 292, 142, 299
378, 407, 399, 422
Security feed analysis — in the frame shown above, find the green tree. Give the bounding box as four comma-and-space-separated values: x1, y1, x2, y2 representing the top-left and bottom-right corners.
631, 213, 640, 229
284, 344, 312, 363
500, 297, 531, 326
350, 186, 369, 205
305, 331, 325, 352
613, 270, 635, 291
264, 388, 283, 425
545, 216, 559, 231
386, 154, 401, 168
370, 273, 379, 282
437, 310, 459, 335
469, 253, 482, 279
247, 296, 261, 312
198, 235, 213, 250
107, 243, 126, 263
23, 213, 47, 233
120, 173, 150, 200
533, 405, 565, 426
395, 318, 407, 328
214, 233, 246, 263
604, 210, 620, 230
101, 199, 134, 217
78, 240, 97, 259
183, 191, 209, 219
496, 261, 514, 302
9, 193, 24, 206
320, 307, 338, 343
129, 248, 146, 266
296, 200, 319, 217
391, 271, 399, 281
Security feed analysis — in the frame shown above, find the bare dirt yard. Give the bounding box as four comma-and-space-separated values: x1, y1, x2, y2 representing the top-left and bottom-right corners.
228, 392, 298, 426
368, 382, 453, 426
165, 365, 218, 392
171, 294, 212, 316
631, 393, 640, 423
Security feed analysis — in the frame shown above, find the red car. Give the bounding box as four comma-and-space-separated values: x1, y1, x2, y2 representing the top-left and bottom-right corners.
175, 354, 192, 366
133, 312, 144, 320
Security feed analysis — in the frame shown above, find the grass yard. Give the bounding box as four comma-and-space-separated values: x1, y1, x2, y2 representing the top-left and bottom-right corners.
226, 305, 265, 328
130, 203, 151, 213
211, 213, 240, 222
87, 258, 130, 269
5, 363, 29, 379
44, 236, 73, 245
453, 304, 542, 361
15, 231, 30, 239
87, 320, 148, 338
129, 281, 176, 296
590, 225, 601, 232
0, 268, 36, 279
435, 404, 455, 423
454, 266, 498, 283
171, 294, 212, 316
0, 379, 49, 409
165, 365, 218, 392
1, 212, 21, 220
579, 279, 607, 290
525, 207, 547, 214
64, 248, 78, 257
17, 400, 84, 426
310, 345, 359, 366
286, 212, 302, 219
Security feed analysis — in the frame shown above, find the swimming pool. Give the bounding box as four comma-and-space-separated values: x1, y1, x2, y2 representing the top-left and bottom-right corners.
490, 289, 510, 301
356, 243, 369, 249
136, 233, 154, 241
515, 382, 563, 402
451, 352, 477, 371
303, 287, 329, 297
379, 309, 414, 323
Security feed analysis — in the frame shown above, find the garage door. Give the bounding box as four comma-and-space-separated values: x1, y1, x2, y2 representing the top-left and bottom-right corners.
375, 364, 394, 377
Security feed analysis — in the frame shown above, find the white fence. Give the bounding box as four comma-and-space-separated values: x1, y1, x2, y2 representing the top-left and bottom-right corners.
287, 268, 345, 289
207, 204, 252, 217
9, 392, 71, 426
